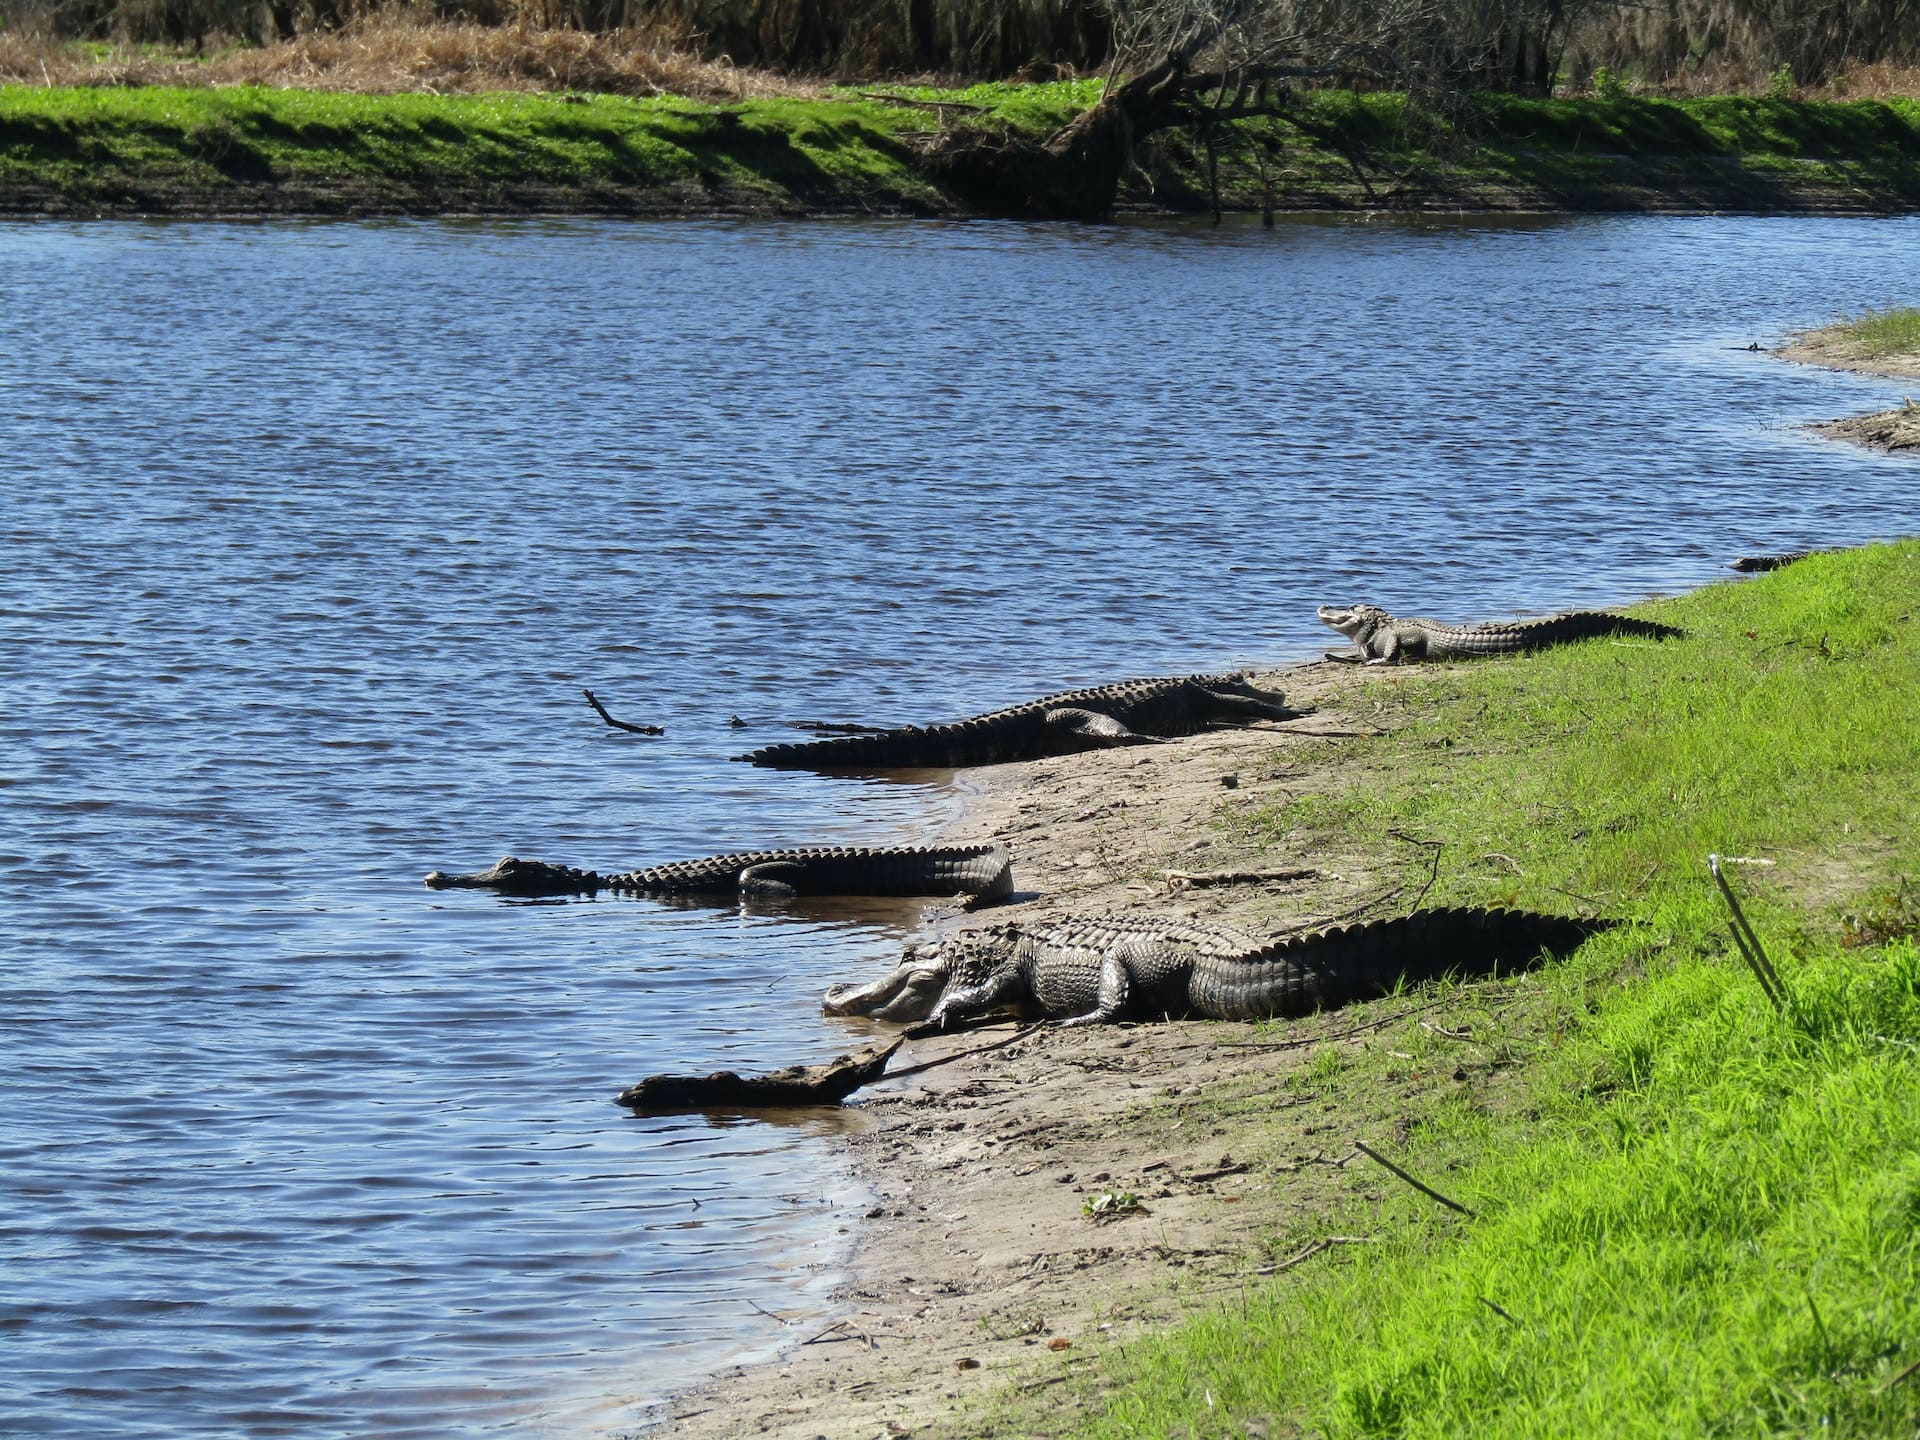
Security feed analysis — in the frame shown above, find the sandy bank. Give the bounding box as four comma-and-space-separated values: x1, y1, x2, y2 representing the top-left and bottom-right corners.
1778, 324, 1920, 452
656, 659, 1518, 1438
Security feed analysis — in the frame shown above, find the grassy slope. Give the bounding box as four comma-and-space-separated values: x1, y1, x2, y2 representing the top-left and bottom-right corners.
0, 80, 1092, 214
2, 80, 1918, 214
984, 542, 1920, 1437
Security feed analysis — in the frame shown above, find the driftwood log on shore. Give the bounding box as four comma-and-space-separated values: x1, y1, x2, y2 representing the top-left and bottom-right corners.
615, 1040, 902, 1112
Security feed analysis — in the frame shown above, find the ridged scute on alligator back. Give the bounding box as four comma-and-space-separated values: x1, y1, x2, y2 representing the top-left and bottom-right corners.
1317, 603, 1683, 663
424, 843, 1012, 901
739, 673, 1298, 770
1187, 907, 1610, 1019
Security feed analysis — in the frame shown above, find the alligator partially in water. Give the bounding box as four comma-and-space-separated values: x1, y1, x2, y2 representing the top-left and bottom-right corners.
739, 673, 1301, 771
824, 908, 1609, 1026
1729, 551, 1816, 572
1316, 604, 1682, 664
424, 843, 1013, 903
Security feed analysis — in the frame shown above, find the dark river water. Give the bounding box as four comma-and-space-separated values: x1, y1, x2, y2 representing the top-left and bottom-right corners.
1, 212, 1915, 1438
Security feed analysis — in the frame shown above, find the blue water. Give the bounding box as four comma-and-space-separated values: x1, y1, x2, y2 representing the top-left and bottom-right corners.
1, 212, 1914, 1439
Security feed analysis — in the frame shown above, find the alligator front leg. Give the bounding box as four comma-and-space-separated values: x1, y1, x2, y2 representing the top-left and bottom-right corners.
1052, 952, 1133, 1027
926, 968, 1031, 1028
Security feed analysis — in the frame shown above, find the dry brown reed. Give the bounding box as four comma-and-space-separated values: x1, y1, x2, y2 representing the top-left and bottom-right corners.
0, 10, 817, 96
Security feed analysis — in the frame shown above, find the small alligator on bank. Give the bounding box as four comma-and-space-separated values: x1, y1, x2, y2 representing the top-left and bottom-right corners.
1729, 551, 1816, 572
739, 673, 1302, 770
1317, 604, 1682, 664
824, 908, 1608, 1026
424, 843, 1013, 904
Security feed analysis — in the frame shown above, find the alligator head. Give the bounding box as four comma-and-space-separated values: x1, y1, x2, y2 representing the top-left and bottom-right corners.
1316, 603, 1390, 645
822, 931, 1013, 1024
422, 856, 598, 895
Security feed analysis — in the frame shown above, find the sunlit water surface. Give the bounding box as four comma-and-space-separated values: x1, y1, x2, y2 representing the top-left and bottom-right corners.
1, 212, 1915, 1438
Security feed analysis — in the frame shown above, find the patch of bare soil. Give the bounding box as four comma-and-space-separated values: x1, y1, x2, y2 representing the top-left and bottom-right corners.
1778, 328, 1920, 454
654, 661, 1483, 1439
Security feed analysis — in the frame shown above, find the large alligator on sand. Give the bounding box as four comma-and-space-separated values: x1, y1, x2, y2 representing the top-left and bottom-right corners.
824, 908, 1608, 1027
424, 843, 1013, 903
740, 673, 1301, 770
1317, 604, 1681, 664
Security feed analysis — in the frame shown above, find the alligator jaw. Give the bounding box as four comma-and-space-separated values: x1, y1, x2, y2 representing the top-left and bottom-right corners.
822, 955, 952, 1022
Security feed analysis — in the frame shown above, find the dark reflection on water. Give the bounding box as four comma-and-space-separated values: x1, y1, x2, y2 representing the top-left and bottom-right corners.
1, 212, 1914, 1438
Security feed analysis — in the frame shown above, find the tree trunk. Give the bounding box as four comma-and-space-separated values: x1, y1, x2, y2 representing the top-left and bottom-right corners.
922, 60, 1191, 219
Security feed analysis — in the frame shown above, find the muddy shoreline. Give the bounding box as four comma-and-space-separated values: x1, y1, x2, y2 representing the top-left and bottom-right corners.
652, 660, 1474, 1438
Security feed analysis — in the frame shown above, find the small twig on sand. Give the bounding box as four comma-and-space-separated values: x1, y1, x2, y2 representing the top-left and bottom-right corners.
1354, 1140, 1477, 1217
1709, 853, 1791, 1015
1164, 865, 1321, 891
887, 1023, 1037, 1080
583, 688, 664, 735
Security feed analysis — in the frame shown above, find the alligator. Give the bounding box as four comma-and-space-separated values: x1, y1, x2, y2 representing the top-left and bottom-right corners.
1729, 551, 1814, 572
1316, 604, 1681, 663
423, 843, 1013, 904
739, 673, 1301, 770
823, 908, 1608, 1027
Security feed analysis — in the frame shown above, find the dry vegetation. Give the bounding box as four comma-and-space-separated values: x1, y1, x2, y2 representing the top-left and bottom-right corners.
3, 0, 1919, 96
0, 12, 815, 96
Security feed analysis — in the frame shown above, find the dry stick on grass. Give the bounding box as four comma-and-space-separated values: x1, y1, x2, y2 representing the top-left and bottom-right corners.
1353, 1140, 1478, 1218
1277, 885, 1404, 935
1708, 852, 1792, 1015
1389, 829, 1445, 911
1479, 1296, 1522, 1326
1252, 1235, 1374, 1275
1884, 1355, 1920, 1391
582, 687, 664, 735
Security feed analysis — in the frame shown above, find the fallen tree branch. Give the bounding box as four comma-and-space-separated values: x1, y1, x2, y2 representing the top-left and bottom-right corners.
615, 1040, 901, 1111
1164, 865, 1321, 891
583, 688, 664, 735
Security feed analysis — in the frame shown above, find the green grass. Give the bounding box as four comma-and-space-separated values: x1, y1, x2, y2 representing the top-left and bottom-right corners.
0, 83, 979, 211
3, 80, 1919, 214
1825, 305, 1920, 359
997, 543, 1920, 1437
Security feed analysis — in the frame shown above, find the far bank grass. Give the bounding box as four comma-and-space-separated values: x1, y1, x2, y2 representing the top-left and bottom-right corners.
3, 81, 1919, 214
997, 542, 1920, 1436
